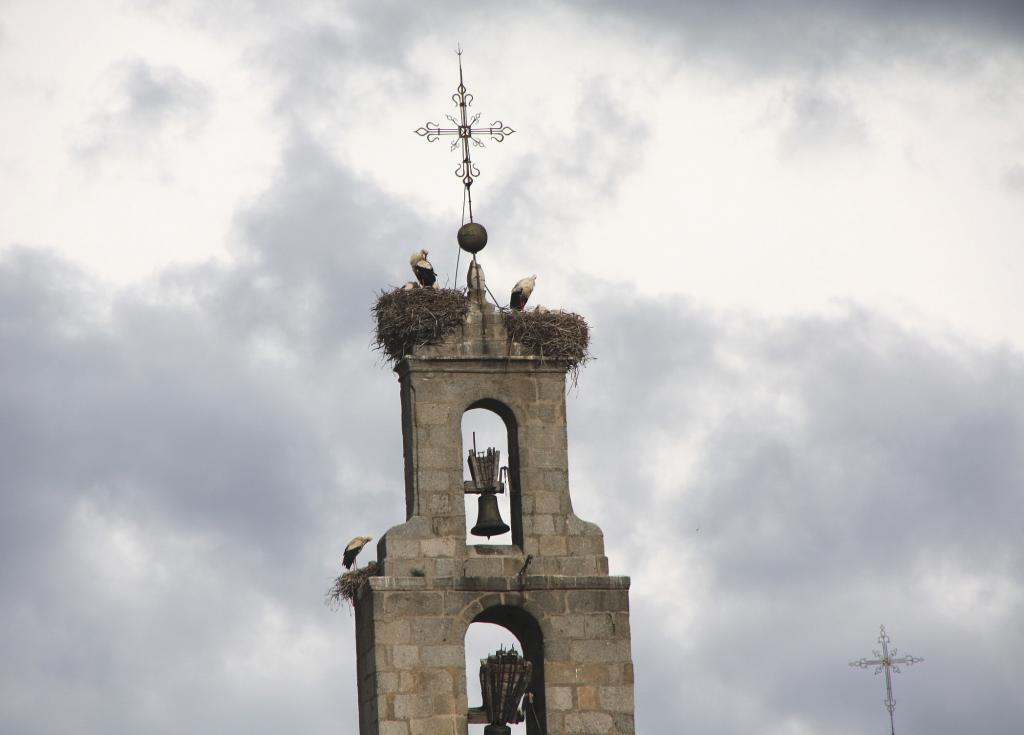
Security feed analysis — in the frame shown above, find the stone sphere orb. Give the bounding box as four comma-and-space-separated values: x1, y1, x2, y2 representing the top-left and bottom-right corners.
457, 222, 488, 254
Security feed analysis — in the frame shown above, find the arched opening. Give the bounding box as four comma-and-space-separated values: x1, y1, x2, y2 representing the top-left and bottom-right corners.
462, 401, 521, 547
465, 606, 546, 735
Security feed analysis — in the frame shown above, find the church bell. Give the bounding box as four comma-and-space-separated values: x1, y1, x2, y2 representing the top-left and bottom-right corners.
471, 492, 510, 538
466, 440, 510, 538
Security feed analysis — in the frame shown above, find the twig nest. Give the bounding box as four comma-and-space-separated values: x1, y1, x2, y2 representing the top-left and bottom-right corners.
504, 308, 592, 380
325, 561, 381, 610
373, 287, 469, 364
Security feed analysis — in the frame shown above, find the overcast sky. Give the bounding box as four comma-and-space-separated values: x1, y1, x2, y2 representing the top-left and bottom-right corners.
2, 1, 1023, 733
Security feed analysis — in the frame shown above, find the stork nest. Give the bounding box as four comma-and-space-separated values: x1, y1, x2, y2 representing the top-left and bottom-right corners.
504, 308, 592, 381
373, 287, 469, 365
325, 561, 381, 610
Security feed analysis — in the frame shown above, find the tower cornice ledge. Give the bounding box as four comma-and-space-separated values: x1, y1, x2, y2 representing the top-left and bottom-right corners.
397, 355, 572, 377
360, 574, 630, 596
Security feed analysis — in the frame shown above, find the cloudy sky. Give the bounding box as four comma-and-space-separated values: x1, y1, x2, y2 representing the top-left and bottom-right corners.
2, 1, 1023, 733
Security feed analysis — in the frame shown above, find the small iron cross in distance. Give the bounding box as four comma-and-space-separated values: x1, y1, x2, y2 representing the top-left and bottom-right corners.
414, 46, 514, 222
849, 624, 924, 735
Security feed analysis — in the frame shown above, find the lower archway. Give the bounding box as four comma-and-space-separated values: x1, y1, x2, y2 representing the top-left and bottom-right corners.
465, 606, 546, 735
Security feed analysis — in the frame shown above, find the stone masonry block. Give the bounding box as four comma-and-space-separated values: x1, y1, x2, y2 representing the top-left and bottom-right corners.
378, 722, 409, 735
570, 639, 632, 663
376, 672, 399, 695
599, 685, 635, 713
613, 662, 635, 685
543, 639, 571, 660
567, 590, 629, 613
392, 645, 420, 669
409, 715, 459, 735
415, 446, 458, 471
539, 535, 568, 556
536, 377, 567, 402
550, 514, 567, 534
377, 620, 412, 645
546, 662, 582, 685
525, 588, 566, 613
420, 668, 455, 694
415, 467, 457, 489
375, 694, 390, 720
542, 470, 569, 493
421, 537, 457, 557
385, 538, 421, 558
538, 556, 599, 576
385, 592, 444, 616
577, 685, 598, 709
548, 686, 573, 711
462, 556, 505, 578
526, 402, 559, 421
414, 403, 452, 426
517, 492, 534, 512
445, 593, 480, 617
399, 672, 418, 693
418, 424, 459, 449
568, 535, 604, 555
532, 491, 565, 515
431, 692, 456, 715
584, 613, 615, 638
434, 558, 460, 577
549, 614, 586, 639
431, 516, 464, 538
530, 514, 555, 535
612, 612, 631, 638
393, 693, 433, 719
614, 713, 636, 733
410, 617, 452, 644
565, 711, 614, 734
420, 644, 463, 668
475, 592, 504, 611
425, 493, 451, 514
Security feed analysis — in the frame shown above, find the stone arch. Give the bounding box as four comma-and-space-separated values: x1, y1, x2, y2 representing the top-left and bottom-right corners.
463, 398, 523, 548
459, 597, 548, 735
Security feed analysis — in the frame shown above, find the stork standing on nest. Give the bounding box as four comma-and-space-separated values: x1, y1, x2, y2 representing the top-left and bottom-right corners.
410, 249, 438, 289
343, 536, 373, 570
510, 275, 536, 311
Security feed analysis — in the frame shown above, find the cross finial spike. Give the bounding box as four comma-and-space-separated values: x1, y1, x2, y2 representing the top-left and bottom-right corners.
850, 625, 923, 735
414, 47, 515, 226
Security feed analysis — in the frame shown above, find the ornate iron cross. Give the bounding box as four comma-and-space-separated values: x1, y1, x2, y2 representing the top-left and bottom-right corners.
849, 625, 924, 735
414, 47, 514, 223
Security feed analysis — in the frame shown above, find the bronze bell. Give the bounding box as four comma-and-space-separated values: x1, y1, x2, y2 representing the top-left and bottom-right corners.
471, 492, 510, 538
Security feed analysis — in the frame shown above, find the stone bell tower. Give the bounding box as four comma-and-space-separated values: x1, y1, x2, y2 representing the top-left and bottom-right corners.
353, 269, 636, 735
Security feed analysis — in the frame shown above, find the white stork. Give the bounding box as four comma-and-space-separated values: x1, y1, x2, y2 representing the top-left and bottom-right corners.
401, 281, 418, 290
342, 536, 373, 570
510, 275, 536, 311
410, 249, 437, 289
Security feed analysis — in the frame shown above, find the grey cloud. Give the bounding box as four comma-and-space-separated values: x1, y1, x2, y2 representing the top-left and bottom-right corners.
0, 129, 424, 732
73, 59, 210, 161
779, 82, 867, 154
568, 293, 1024, 735
158, 0, 1024, 89
569, 0, 1024, 72
4, 229, 1023, 733
1003, 163, 1024, 192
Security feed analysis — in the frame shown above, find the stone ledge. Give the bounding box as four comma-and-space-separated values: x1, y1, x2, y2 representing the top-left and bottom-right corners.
365, 575, 630, 593
397, 356, 570, 376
